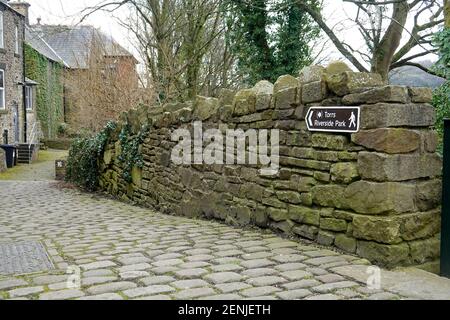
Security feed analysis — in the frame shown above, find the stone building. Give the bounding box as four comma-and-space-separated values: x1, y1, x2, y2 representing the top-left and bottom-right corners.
5, 1, 139, 138
29, 22, 139, 133
0, 0, 38, 146
24, 25, 66, 138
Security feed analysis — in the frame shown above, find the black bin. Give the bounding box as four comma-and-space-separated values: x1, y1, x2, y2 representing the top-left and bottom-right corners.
0, 145, 18, 168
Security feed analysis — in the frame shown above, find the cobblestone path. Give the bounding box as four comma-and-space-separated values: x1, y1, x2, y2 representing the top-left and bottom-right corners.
1, 181, 449, 300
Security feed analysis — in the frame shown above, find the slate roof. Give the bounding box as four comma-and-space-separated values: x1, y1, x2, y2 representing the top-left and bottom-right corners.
28, 24, 136, 69
25, 26, 68, 66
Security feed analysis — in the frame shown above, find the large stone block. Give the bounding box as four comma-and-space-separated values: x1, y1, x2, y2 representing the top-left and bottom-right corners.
311, 134, 349, 150
345, 180, 441, 215
296, 176, 317, 192
218, 89, 237, 106
267, 208, 289, 222
276, 191, 302, 204
281, 157, 331, 171
399, 209, 441, 241
241, 183, 264, 201
131, 167, 142, 187
275, 87, 298, 109
415, 179, 442, 212
253, 80, 274, 95
344, 181, 416, 214
409, 237, 440, 264
352, 128, 421, 154
352, 215, 402, 244
274, 75, 299, 93
293, 224, 319, 240
335, 234, 357, 253
233, 89, 257, 116
271, 220, 295, 234
327, 72, 383, 96
288, 205, 320, 226
358, 152, 442, 182
324, 61, 352, 76
330, 162, 359, 184
255, 94, 273, 111
420, 130, 439, 153
311, 185, 346, 209
409, 87, 433, 103
360, 103, 436, 129
317, 230, 336, 246
320, 218, 347, 232
302, 81, 328, 104
193, 96, 220, 121
299, 65, 326, 83
356, 241, 410, 268
343, 86, 409, 105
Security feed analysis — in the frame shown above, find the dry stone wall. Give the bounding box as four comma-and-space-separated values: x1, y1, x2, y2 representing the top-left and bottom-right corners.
98, 64, 442, 269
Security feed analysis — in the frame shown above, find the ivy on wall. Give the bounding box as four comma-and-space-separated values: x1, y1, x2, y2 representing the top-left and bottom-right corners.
118, 123, 150, 183
24, 43, 64, 138
66, 121, 117, 191
432, 28, 450, 153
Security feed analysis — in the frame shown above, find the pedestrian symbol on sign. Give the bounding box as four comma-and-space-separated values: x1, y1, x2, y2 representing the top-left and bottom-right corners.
349, 112, 357, 128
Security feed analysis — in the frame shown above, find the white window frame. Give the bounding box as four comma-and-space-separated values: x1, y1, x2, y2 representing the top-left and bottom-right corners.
25, 86, 33, 110
15, 25, 19, 55
0, 69, 5, 110
0, 11, 4, 49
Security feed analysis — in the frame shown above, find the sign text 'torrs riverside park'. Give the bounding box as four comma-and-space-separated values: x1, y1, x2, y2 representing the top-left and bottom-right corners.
306, 107, 361, 133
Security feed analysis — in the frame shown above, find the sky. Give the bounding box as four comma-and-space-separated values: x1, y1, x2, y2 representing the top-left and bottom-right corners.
23, 0, 440, 70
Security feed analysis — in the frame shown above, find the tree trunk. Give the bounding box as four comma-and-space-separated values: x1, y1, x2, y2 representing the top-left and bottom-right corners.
371, 1, 409, 81
445, 0, 450, 28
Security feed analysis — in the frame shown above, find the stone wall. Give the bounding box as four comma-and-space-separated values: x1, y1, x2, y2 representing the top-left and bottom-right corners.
97, 64, 442, 269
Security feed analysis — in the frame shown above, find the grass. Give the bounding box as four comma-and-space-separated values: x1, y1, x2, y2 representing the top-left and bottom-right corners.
0, 149, 68, 181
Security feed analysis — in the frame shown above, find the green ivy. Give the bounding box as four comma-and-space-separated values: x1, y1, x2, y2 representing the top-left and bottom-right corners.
432, 28, 450, 153
66, 121, 117, 190
24, 43, 64, 138
118, 123, 150, 183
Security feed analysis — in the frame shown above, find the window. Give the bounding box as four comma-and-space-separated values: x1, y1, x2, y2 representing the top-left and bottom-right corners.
25, 86, 32, 110
0, 11, 4, 49
0, 69, 5, 110
15, 26, 19, 54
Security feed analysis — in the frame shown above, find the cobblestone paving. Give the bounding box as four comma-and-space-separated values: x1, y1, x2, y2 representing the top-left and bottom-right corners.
0, 181, 422, 300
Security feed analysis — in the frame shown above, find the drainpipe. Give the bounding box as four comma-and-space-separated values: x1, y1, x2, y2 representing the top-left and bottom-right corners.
22, 25, 27, 143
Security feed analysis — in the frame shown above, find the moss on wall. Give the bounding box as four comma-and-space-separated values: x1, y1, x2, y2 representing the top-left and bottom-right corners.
24, 43, 64, 138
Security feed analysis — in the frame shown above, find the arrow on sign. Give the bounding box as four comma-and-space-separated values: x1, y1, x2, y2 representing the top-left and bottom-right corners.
308, 110, 314, 127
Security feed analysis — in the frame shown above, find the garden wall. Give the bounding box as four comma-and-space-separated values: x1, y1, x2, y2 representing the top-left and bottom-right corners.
97, 64, 442, 269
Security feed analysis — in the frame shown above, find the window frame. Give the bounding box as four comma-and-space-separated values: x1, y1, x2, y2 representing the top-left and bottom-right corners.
0, 11, 4, 49
25, 86, 33, 111
0, 69, 5, 110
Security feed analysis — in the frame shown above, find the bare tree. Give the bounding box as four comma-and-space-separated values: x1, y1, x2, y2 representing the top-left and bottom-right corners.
64, 32, 150, 133
298, 0, 445, 81
81, 0, 234, 102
